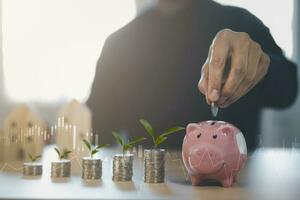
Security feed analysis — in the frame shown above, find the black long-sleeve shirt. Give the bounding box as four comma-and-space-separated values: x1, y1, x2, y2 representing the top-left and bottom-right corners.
87, 0, 298, 151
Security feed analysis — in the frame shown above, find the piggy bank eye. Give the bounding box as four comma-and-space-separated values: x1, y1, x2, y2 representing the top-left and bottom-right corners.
197, 133, 201, 138
213, 134, 217, 139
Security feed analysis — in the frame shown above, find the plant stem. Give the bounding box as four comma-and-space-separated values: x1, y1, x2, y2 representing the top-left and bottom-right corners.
153, 137, 156, 149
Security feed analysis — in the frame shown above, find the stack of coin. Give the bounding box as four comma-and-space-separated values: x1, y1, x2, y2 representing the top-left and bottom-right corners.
51, 160, 71, 178
82, 157, 102, 180
23, 162, 43, 177
112, 154, 133, 181
144, 149, 165, 183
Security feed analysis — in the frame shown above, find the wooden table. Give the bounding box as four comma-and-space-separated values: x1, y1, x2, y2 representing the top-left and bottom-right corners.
0, 146, 299, 200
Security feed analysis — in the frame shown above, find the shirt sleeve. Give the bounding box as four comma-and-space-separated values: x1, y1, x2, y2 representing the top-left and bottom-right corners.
231, 8, 298, 109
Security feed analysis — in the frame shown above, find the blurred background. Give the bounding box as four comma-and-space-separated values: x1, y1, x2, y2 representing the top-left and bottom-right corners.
0, 0, 299, 148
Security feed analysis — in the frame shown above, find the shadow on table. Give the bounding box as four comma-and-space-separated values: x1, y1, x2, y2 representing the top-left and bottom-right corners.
22, 175, 42, 180
145, 183, 173, 196
82, 179, 103, 187
51, 177, 71, 183
114, 181, 137, 191
168, 178, 191, 186
168, 176, 223, 187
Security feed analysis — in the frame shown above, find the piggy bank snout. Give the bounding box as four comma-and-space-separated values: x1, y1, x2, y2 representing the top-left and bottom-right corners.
188, 145, 224, 174
190, 144, 222, 158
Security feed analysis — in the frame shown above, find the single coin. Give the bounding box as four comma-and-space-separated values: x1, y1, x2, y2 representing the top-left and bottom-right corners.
211, 102, 219, 117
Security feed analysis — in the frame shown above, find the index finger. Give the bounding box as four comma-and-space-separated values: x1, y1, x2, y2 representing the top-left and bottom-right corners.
208, 38, 230, 103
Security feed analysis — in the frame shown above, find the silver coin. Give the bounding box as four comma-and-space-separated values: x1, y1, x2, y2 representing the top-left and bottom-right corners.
144, 149, 165, 183
51, 160, 71, 178
82, 157, 102, 180
211, 102, 219, 117
112, 154, 134, 182
23, 163, 43, 177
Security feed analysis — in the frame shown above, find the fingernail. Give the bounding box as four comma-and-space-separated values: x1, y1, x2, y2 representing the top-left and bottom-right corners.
210, 89, 219, 101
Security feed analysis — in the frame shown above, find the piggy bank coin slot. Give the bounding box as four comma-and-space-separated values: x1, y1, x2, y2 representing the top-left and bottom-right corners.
210, 121, 216, 125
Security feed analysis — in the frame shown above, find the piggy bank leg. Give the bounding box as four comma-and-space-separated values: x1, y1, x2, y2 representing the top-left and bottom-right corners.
190, 174, 203, 186
221, 177, 234, 187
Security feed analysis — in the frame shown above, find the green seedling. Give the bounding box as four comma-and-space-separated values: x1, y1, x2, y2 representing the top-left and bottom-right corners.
28, 153, 41, 163
112, 131, 146, 155
54, 147, 72, 160
82, 139, 109, 158
139, 119, 185, 149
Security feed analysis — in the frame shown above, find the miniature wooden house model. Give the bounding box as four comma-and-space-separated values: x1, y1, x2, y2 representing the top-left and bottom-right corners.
56, 99, 92, 159
3, 104, 47, 162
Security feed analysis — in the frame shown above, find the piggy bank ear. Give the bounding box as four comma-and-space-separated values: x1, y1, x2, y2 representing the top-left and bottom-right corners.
186, 123, 199, 134
220, 126, 236, 142
220, 126, 234, 137
235, 132, 247, 155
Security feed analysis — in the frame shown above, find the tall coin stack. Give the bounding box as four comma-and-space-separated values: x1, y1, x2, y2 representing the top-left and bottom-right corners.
51, 160, 71, 178
112, 154, 134, 181
82, 157, 102, 180
23, 163, 43, 177
144, 149, 165, 183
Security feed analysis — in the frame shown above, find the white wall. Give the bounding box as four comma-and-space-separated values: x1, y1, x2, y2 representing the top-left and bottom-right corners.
2, 0, 136, 103
260, 0, 300, 148
0, 0, 11, 125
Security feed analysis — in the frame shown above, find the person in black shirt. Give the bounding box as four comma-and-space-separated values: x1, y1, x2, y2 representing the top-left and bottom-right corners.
87, 0, 298, 151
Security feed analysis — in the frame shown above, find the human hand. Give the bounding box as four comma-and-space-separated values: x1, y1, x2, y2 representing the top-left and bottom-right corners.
198, 29, 270, 108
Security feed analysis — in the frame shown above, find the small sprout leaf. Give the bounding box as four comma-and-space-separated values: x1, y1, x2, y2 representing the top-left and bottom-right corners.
28, 153, 41, 162
139, 118, 185, 148
127, 137, 146, 146
61, 149, 72, 160
28, 153, 33, 161
54, 147, 71, 160
82, 139, 109, 158
54, 147, 61, 157
139, 119, 155, 139
155, 136, 167, 147
91, 149, 98, 156
159, 127, 185, 138
112, 131, 124, 146
34, 155, 41, 162
95, 144, 109, 150
123, 144, 132, 152
82, 139, 91, 151
112, 131, 145, 155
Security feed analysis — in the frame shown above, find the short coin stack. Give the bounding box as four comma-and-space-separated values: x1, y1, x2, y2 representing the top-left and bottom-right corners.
23, 163, 43, 177
144, 149, 165, 183
82, 157, 102, 180
51, 160, 71, 178
112, 154, 133, 181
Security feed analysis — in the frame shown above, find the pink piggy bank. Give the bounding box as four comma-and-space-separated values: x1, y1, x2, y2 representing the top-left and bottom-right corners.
182, 120, 247, 187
